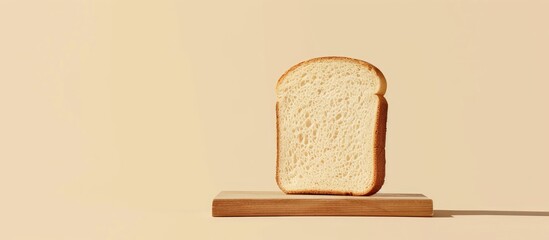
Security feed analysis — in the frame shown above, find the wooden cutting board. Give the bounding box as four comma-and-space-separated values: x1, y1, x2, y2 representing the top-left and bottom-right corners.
212, 191, 433, 217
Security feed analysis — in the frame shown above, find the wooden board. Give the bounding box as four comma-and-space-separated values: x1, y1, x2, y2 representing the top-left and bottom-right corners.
212, 191, 433, 217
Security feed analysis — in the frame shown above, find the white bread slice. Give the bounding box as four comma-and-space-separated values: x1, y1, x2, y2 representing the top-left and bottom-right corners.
276, 57, 387, 196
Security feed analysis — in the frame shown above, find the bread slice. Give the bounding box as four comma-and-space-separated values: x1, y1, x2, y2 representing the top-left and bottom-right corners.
276, 56, 387, 196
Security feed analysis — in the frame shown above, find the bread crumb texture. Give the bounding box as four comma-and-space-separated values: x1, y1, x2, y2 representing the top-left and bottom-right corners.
276, 57, 386, 195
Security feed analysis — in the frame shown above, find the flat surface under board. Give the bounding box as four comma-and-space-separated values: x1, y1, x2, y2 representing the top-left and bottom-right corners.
212, 191, 433, 217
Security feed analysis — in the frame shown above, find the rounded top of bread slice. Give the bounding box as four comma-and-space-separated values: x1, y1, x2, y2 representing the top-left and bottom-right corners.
276, 56, 387, 98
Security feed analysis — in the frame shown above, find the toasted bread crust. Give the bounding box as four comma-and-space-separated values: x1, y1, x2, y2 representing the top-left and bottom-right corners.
275, 56, 387, 196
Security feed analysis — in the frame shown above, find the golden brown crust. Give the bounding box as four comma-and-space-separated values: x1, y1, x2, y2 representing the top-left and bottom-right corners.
276, 56, 386, 95
365, 95, 388, 195
275, 56, 387, 196
275, 102, 285, 192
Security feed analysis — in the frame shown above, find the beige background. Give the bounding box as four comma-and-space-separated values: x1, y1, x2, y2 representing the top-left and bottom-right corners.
1, 0, 549, 239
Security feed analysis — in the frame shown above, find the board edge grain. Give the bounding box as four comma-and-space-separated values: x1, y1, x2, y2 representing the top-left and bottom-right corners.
212, 191, 433, 217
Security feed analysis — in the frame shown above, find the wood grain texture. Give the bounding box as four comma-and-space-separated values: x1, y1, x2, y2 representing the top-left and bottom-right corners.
212, 191, 433, 217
